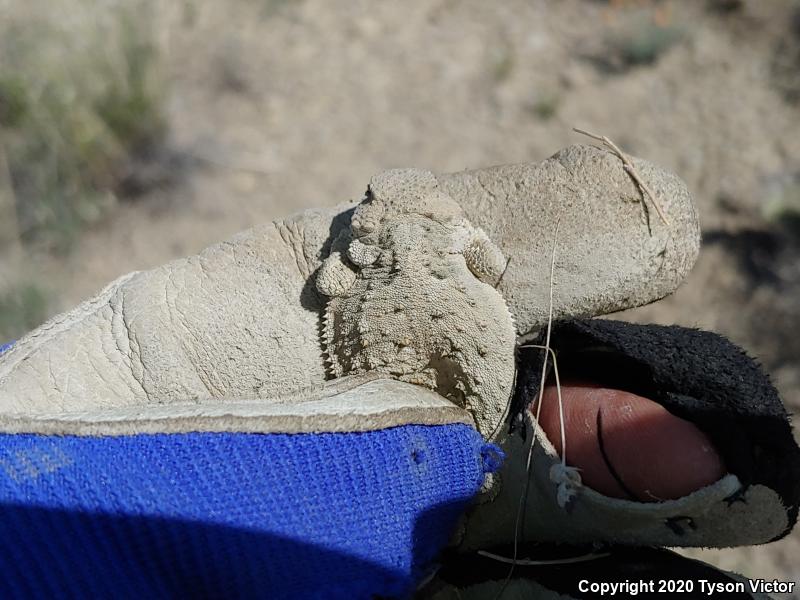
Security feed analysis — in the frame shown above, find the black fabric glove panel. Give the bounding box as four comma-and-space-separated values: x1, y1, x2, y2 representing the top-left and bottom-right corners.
514, 319, 800, 540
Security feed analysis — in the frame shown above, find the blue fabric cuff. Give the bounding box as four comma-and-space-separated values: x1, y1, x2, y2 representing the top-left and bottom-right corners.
1, 424, 497, 599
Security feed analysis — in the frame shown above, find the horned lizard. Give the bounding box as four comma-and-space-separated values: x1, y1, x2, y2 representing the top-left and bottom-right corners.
315, 168, 516, 439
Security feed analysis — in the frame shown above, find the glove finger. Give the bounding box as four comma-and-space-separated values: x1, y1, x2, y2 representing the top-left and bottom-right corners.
437, 144, 700, 335
458, 319, 800, 550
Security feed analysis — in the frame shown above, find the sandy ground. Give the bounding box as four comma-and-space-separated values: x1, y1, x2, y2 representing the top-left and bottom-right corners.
3, 0, 800, 594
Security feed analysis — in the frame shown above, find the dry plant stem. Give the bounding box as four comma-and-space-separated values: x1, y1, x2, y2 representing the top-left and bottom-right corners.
483, 344, 572, 578
527, 217, 561, 529
494, 257, 512, 289
493, 217, 561, 600
486, 365, 517, 443
572, 127, 670, 227
478, 549, 610, 566
483, 258, 515, 442
518, 345, 566, 468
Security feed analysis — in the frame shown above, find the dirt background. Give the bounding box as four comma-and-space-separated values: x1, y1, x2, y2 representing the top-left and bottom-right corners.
2, 0, 800, 594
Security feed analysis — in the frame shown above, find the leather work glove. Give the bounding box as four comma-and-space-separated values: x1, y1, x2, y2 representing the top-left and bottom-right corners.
0, 144, 797, 599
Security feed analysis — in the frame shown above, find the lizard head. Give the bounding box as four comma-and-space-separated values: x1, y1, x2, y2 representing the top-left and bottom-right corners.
352, 168, 508, 283
316, 168, 517, 439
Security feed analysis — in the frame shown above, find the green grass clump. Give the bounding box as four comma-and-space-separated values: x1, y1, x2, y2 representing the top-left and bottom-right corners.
764, 181, 800, 237
0, 76, 29, 128
0, 283, 49, 341
589, 21, 687, 74
527, 94, 560, 121
613, 23, 685, 67
0, 3, 167, 252
489, 45, 515, 83
94, 14, 167, 153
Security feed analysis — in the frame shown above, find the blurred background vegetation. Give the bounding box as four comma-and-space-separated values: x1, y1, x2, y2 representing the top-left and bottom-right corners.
0, 0, 799, 588
0, 2, 166, 248
0, 0, 168, 337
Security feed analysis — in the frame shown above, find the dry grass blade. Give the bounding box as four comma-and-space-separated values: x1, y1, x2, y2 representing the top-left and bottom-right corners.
492, 217, 561, 600
478, 549, 610, 566
573, 127, 670, 227
494, 257, 512, 290
518, 344, 566, 467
